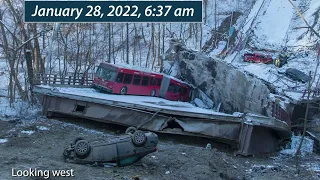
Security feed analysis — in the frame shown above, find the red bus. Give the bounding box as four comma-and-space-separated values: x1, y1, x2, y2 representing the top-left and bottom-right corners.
93, 62, 193, 102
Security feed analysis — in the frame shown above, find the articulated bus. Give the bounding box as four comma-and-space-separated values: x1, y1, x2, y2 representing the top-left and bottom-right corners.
93, 62, 193, 102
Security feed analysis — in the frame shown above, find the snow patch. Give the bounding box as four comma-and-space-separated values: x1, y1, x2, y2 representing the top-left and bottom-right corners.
304, 0, 320, 20
240, 0, 265, 34
20, 130, 35, 135
0, 99, 41, 121
0, 138, 8, 144
209, 41, 226, 56
253, 0, 294, 49
37, 126, 49, 131
280, 135, 314, 156
194, 98, 209, 109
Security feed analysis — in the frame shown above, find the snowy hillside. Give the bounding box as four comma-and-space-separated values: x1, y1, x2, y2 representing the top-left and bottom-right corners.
225, 0, 320, 101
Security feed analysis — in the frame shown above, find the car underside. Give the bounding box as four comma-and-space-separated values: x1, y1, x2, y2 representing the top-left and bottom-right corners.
63, 127, 158, 166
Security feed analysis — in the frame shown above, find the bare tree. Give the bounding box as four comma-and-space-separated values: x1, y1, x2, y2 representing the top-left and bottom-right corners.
108, 23, 111, 63
126, 23, 129, 64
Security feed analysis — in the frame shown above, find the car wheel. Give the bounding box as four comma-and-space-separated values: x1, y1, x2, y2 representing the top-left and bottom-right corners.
75, 140, 90, 158
125, 127, 137, 135
183, 52, 189, 59
120, 86, 127, 95
151, 89, 156, 97
132, 131, 147, 146
189, 53, 195, 60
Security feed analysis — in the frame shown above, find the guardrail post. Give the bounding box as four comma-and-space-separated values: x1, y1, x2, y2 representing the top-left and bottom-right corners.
61, 76, 65, 85
68, 76, 71, 85
53, 74, 57, 84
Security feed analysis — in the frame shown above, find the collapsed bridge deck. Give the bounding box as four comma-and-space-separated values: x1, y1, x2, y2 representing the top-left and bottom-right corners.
34, 85, 290, 155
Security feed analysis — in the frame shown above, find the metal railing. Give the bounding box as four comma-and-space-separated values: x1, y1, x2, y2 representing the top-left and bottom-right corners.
34, 73, 94, 87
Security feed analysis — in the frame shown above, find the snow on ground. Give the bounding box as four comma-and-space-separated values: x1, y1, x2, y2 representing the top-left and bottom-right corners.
0, 60, 9, 91
226, 0, 320, 101
37, 126, 49, 131
252, 0, 294, 49
280, 135, 314, 156
0, 58, 41, 120
239, 0, 265, 34
305, 0, 320, 19
286, 0, 320, 48
194, 98, 209, 109
37, 85, 238, 117
0, 99, 41, 120
231, 53, 319, 101
0, 138, 8, 144
20, 130, 35, 135
209, 41, 227, 56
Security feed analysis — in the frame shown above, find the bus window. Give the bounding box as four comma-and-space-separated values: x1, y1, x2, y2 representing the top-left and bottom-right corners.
96, 67, 102, 76
157, 78, 162, 86
142, 76, 149, 86
133, 75, 141, 85
179, 87, 184, 93
150, 77, 156, 85
168, 84, 174, 92
174, 85, 180, 93
123, 74, 133, 84
116, 73, 124, 83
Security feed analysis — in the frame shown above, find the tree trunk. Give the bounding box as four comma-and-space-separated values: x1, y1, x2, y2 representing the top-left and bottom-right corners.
126, 23, 129, 64
32, 24, 41, 74
157, 24, 161, 68
108, 23, 111, 63
162, 24, 165, 54
151, 24, 156, 69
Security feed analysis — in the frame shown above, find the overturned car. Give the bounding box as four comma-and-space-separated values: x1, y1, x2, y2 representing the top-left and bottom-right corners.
63, 127, 158, 166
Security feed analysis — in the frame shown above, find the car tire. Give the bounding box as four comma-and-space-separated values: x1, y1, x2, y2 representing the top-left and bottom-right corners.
132, 131, 147, 146
189, 53, 195, 60
75, 140, 90, 158
183, 52, 189, 59
151, 89, 156, 97
125, 127, 137, 135
120, 86, 127, 95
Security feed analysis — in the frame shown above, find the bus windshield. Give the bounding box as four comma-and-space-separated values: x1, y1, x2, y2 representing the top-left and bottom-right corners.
96, 66, 118, 82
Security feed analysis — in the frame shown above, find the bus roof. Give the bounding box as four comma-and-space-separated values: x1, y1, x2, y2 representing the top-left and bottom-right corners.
100, 62, 193, 87
101, 62, 160, 75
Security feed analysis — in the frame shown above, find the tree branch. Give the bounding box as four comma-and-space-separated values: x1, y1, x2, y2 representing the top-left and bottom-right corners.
287, 0, 320, 38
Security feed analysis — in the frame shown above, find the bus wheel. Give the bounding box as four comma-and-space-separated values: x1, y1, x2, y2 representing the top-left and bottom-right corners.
151, 89, 156, 96
120, 86, 127, 95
